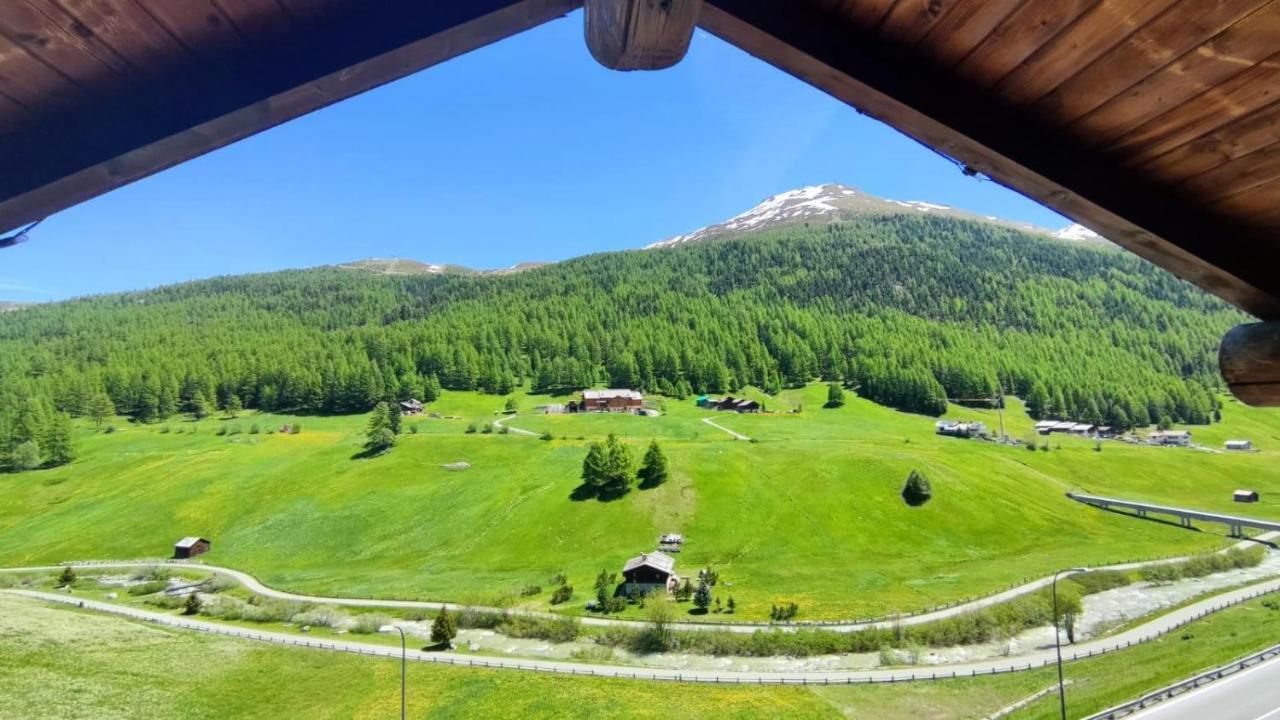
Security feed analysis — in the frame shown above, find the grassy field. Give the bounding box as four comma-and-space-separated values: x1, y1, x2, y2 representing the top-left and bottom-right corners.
0, 386, 1277, 621
5, 589, 1280, 719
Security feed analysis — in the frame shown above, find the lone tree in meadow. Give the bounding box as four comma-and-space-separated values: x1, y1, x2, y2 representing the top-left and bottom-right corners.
364, 401, 396, 455
431, 606, 458, 647
581, 434, 633, 498
385, 399, 402, 435
58, 566, 76, 587
824, 382, 845, 408
183, 592, 202, 616
13, 440, 41, 471
637, 440, 668, 488
902, 469, 933, 507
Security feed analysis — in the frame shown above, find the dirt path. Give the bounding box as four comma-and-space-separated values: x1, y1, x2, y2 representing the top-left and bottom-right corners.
492, 414, 538, 436
701, 416, 750, 441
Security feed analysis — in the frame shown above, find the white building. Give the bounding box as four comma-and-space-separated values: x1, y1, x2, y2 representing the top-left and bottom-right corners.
1225, 439, 1252, 451
1149, 430, 1192, 447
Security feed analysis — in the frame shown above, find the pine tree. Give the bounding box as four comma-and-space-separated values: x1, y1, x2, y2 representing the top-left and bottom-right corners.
87, 392, 115, 430
637, 439, 668, 488
183, 592, 202, 616
225, 394, 242, 419
601, 433, 633, 498
44, 412, 75, 467
364, 401, 396, 454
431, 607, 458, 646
581, 442, 607, 489
693, 578, 712, 613
191, 391, 211, 421
12, 440, 40, 471
824, 382, 845, 408
902, 469, 932, 507
385, 399, 401, 435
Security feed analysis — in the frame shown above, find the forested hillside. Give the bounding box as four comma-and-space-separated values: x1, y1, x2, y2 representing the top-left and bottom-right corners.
0, 213, 1244, 468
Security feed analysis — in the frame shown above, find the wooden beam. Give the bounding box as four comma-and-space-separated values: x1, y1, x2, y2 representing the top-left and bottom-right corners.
584, 0, 702, 70
1220, 322, 1280, 406
699, 0, 1280, 320
0, 0, 579, 233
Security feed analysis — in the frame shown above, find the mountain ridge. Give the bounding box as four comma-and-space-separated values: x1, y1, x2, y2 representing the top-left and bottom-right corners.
647, 183, 1103, 249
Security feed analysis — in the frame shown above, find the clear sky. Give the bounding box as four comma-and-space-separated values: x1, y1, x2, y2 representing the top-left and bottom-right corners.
1, 10, 1069, 303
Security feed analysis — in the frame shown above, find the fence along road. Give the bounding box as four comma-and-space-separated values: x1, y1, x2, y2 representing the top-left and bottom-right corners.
7, 576, 1280, 684
2, 532, 1274, 636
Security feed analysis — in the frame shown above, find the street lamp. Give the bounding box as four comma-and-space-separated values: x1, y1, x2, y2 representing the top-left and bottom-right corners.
380, 624, 407, 720
1053, 567, 1088, 720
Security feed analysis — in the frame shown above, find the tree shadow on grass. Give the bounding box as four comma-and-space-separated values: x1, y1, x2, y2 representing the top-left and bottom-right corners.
569, 484, 630, 502
349, 447, 389, 460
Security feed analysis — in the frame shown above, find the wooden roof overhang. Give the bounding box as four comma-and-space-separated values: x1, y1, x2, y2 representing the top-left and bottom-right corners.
0, 0, 1278, 402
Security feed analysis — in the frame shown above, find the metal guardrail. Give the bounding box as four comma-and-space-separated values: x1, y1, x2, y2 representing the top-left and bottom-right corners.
1084, 642, 1280, 719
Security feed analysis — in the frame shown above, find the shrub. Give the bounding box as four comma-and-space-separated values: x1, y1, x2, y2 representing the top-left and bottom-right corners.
183, 593, 202, 615
520, 585, 542, 597
291, 424, 301, 434
144, 594, 185, 610
127, 580, 168, 596
481, 422, 494, 434
215, 425, 228, 436
1069, 570, 1130, 595
902, 470, 932, 507
540, 432, 554, 441
104, 425, 117, 434
13, 441, 41, 470
228, 424, 242, 435
499, 425, 510, 435
249, 424, 260, 434
204, 574, 236, 593
57, 566, 77, 587
291, 607, 344, 628
159, 425, 171, 434
547, 572, 568, 586
499, 614, 579, 643
409, 424, 419, 434
465, 423, 478, 434
350, 614, 394, 635
550, 585, 573, 605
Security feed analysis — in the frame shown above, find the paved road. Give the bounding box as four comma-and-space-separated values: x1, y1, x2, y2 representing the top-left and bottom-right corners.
1128, 657, 1280, 720
700, 416, 751, 441
2, 533, 1272, 635
7, 577, 1280, 683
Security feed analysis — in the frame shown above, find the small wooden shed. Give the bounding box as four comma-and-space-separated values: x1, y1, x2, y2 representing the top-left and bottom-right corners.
174, 536, 211, 559
1234, 490, 1260, 504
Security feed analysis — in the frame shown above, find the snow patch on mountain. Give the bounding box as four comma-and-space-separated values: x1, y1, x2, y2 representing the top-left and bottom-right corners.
1054, 223, 1102, 242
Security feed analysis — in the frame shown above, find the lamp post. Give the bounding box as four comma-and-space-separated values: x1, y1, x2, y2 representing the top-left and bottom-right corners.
1053, 567, 1088, 720
380, 625, 407, 720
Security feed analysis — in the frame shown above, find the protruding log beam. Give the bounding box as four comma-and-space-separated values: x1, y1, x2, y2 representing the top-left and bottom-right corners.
585, 0, 703, 70
1220, 322, 1280, 406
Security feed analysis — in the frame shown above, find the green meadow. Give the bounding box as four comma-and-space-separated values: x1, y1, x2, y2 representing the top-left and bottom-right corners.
1, 385, 1277, 621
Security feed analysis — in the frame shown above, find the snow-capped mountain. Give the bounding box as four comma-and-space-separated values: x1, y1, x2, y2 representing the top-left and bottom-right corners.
647, 183, 1108, 249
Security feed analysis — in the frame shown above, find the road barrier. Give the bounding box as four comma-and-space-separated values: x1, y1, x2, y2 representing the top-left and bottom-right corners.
1084, 642, 1280, 719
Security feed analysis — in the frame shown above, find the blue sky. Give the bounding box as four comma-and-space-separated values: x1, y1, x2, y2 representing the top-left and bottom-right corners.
1, 10, 1068, 302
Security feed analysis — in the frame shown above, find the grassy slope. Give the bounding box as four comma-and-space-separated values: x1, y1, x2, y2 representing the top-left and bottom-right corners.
0, 594, 829, 720
0, 387, 1277, 620
5, 590, 1280, 719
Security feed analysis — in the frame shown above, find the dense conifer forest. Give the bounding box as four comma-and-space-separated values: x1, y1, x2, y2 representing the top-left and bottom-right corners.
0, 213, 1244, 469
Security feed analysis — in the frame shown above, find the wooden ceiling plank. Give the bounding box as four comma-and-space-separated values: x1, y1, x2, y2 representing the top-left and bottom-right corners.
700, 0, 1280, 319
1182, 141, 1280, 201
137, 0, 248, 64
275, 0, 352, 29
1209, 174, 1280, 222
994, 0, 1177, 107
913, 0, 1024, 67
23, 0, 136, 77
209, 0, 295, 50
1106, 49, 1280, 160
1141, 100, 1280, 179
0, 33, 84, 116
954, 0, 1096, 89
877, 0, 955, 47
1032, 0, 1268, 127
0, 0, 580, 234
830, 0, 897, 31
0, 89, 37, 135
0, 0, 130, 99
1071, 1, 1280, 149
56, 0, 194, 79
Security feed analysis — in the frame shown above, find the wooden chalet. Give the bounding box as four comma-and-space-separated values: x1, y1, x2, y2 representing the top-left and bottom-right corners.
621, 551, 678, 593
173, 536, 210, 559
1, 1, 1279, 405
399, 399, 424, 415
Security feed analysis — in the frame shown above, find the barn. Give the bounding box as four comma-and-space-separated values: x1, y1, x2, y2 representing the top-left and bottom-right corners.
582, 389, 643, 413
173, 537, 211, 559
1235, 489, 1260, 504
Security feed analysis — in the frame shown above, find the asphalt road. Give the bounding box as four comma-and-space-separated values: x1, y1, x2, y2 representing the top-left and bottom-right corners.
1129, 657, 1280, 720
